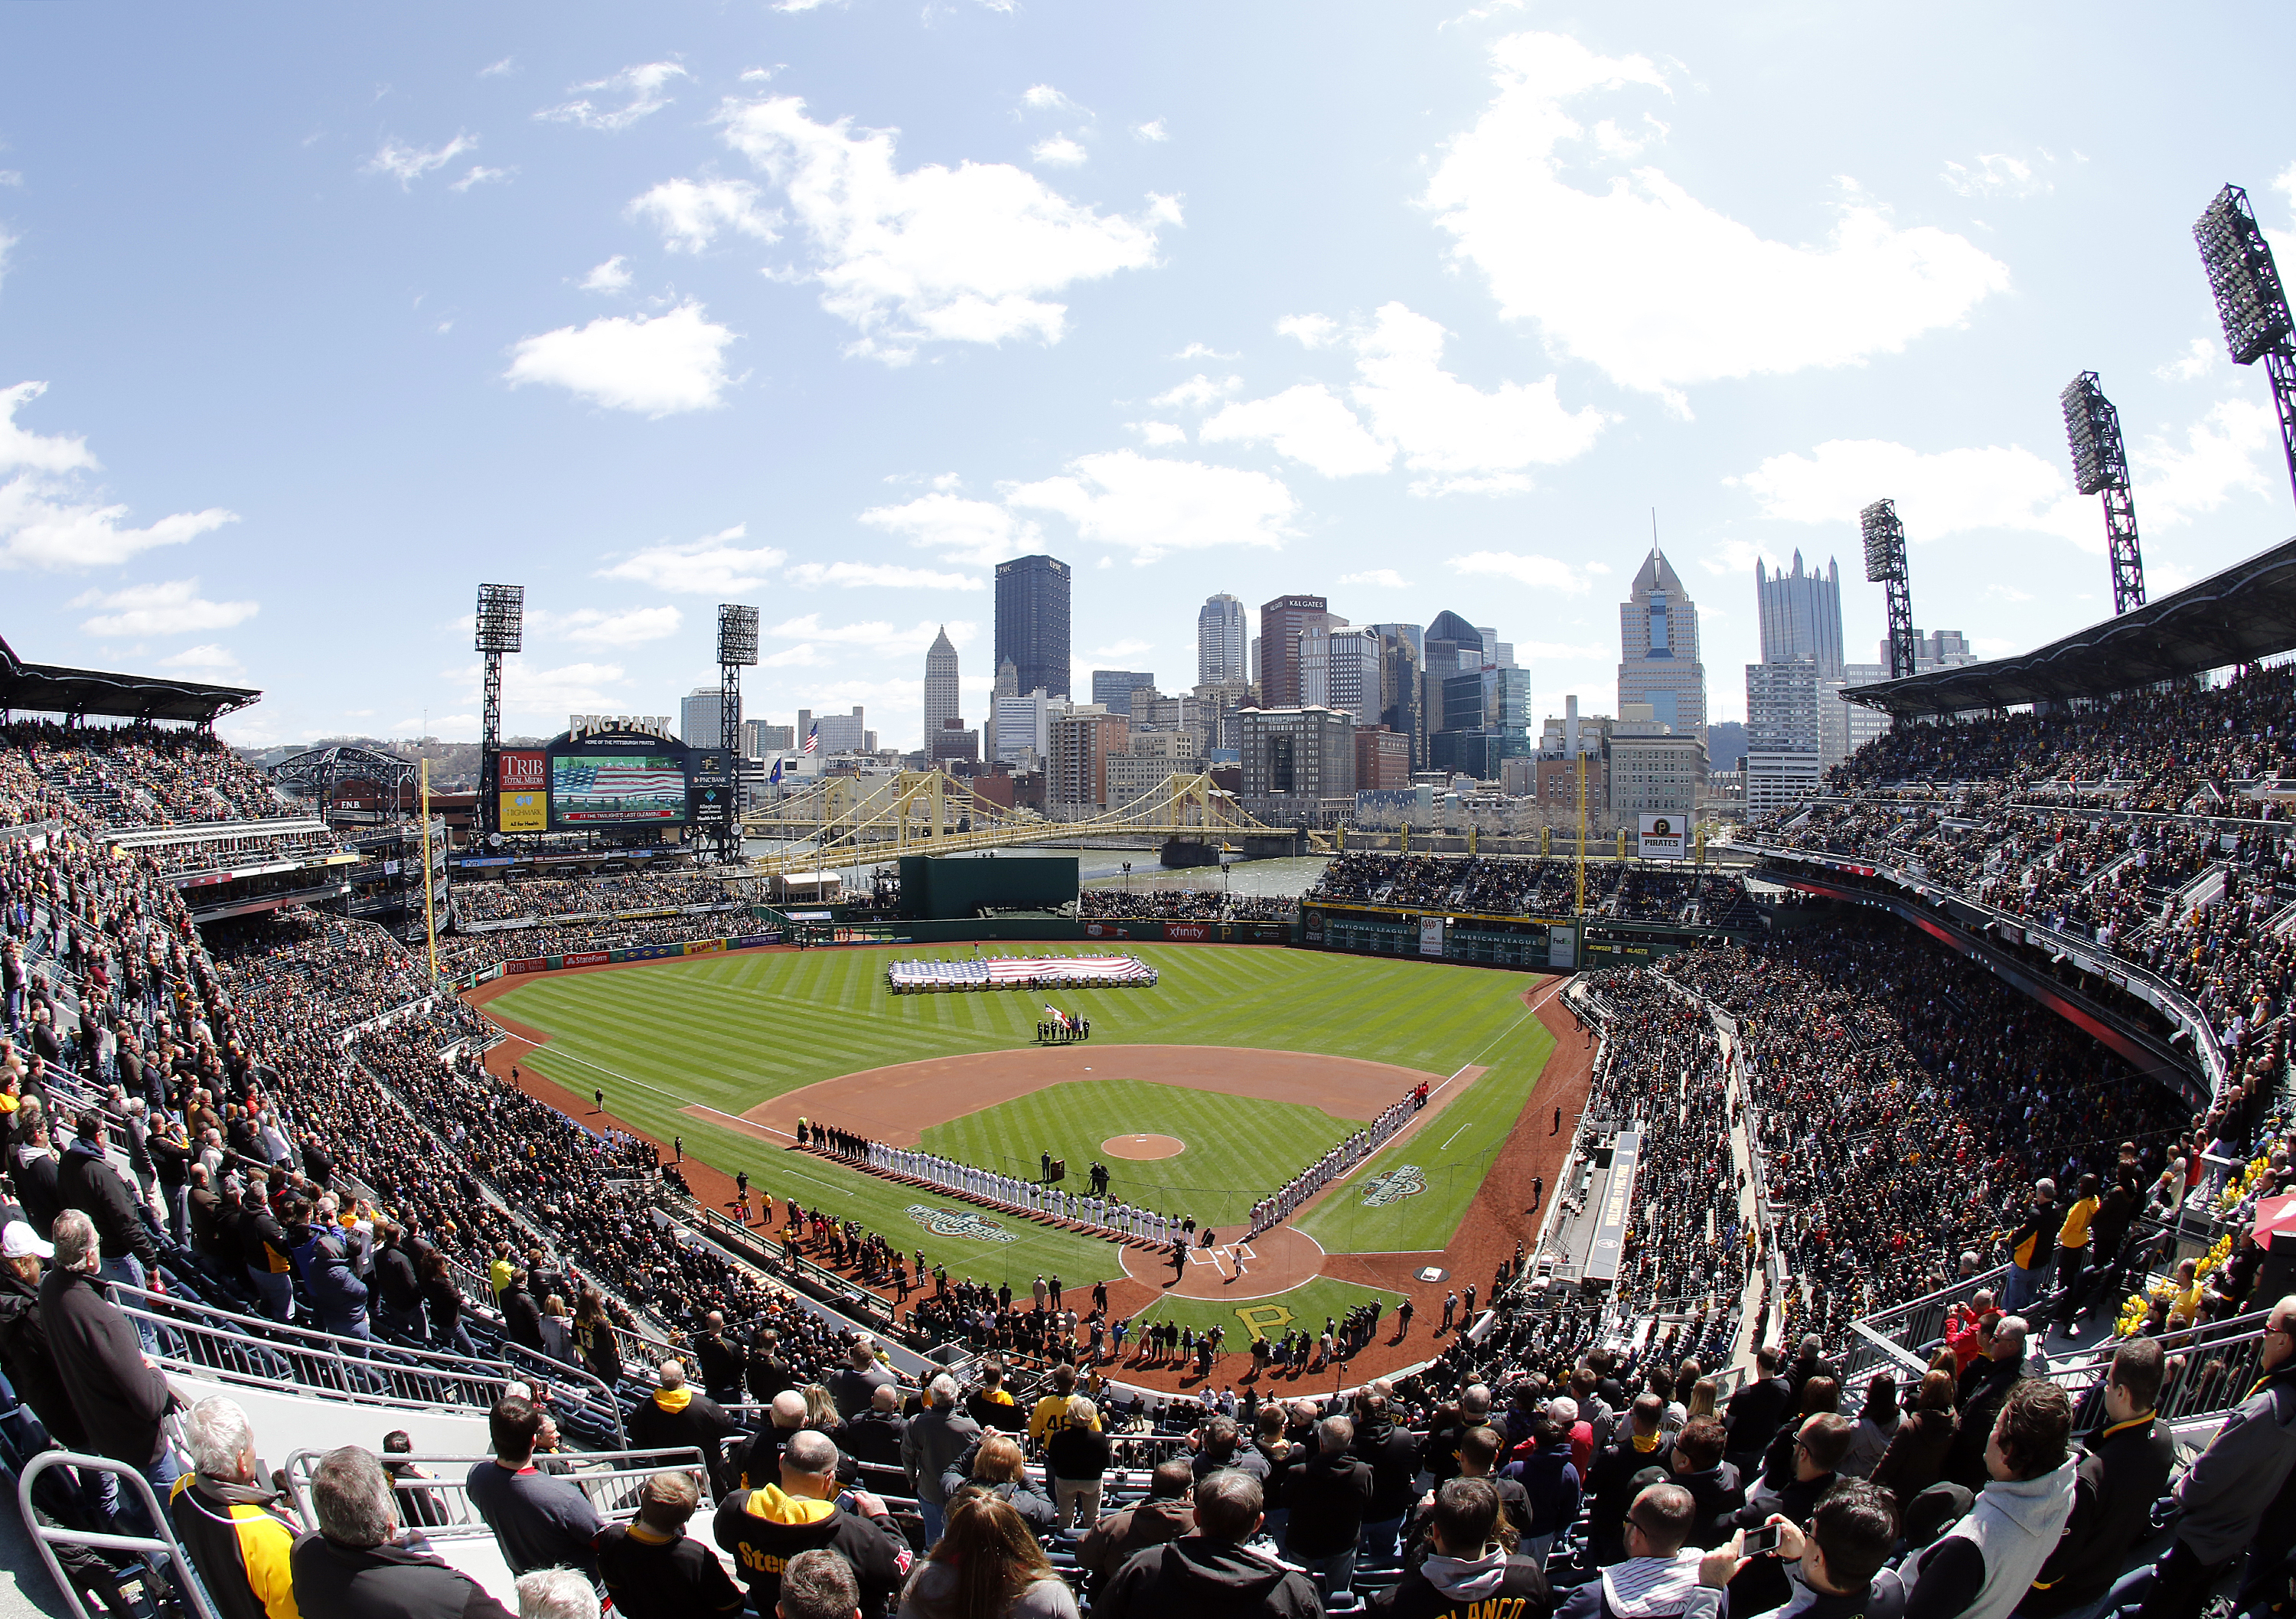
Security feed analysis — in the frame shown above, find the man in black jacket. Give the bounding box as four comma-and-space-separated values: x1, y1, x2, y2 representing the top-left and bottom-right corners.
0, 1219, 83, 1453
60, 1111, 161, 1350
693, 1311, 745, 1405
1353, 1390, 1424, 1566
290, 1444, 516, 1619
498, 1270, 544, 1354
714, 1429, 910, 1619
1667, 1415, 1746, 1549
11, 1119, 61, 1237
2020, 1337, 2173, 1617
626, 1360, 742, 1497
1720, 1411, 1853, 1618
370, 1221, 425, 1343
1585, 1393, 1674, 1564
1723, 1344, 1790, 1477
1372, 1477, 1549, 1619
1097, 1470, 1321, 1619
1286, 1415, 1374, 1600
842, 1383, 909, 1467
42, 1210, 179, 1503
1947, 1315, 2032, 1489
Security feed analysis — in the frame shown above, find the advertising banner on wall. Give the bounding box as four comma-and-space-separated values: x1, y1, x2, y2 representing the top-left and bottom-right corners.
1637, 814, 1688, 861
1419, 916, 1446, 958
498, 750, 546, 792
500, 791, 546, 832
689, 750, 733, 826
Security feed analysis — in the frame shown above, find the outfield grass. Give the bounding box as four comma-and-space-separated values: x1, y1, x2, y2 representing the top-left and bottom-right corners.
488, 944, 1548, 1297
921, 1079, 1362, 1230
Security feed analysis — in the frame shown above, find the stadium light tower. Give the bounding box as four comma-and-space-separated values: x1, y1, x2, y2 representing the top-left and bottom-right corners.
2061, 372, 2146, 615
716, 603, 758, 862
474, 583, 523, 841
2196, 184, 2296, 507
1861, 500, 1917, 681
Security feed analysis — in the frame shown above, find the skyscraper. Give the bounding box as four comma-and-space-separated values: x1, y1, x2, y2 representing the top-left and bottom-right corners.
923, 625, 961, 738
994, 554, 1071, 700
1197, 594, 1247, 685
1756, 552, 1844, 676
1257, 594, 1331, 709
680, 687, 725, 747
1616, 547, 1707, 743
1091, 670, 1157, 716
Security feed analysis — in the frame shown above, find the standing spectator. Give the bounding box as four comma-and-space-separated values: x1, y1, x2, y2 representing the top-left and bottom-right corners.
1371, 1477, 1549, 1619
2115, 1297, 2296, 1619
843, 1385, 909, 1469
693, 1311, 744, 1406
500, 1270, 544, 1355
168, 1395, 300, 1619
902, 1373, 981, 1548
240, 1187, 294, 1324
713, 1430, 909, 1619
1720, 1413, 1853, 1619
289, 1445, 517, 1619
465, 1395, 605, 1588
2020, 1337, 2172, 1619
830, 1333, 895, 1419
625, 1360, 741, 1499
1837, 1373, 1901, 1481
1286, 1415, 1374, 1601
514, 1569, 598, 1619
595, 1470, 745, 1619
11, 1118, 60, 1236
1027, 1365, 1089, 1446
1724, 1346, 1791, 1477
1666, 1416, 1746, 1550
1047, 1397, 1113, 1529
0, 1218, 84, 1454
1353, 1391, 1424, 1567
1871, 1370, 1960, 1503
1094, 1471, 1319, 1619
2001, 1181, 2059, 1317
2047, 1174, 2102, 1322
1947, 1317, 2033, 1490
1503, 1407, 1582, 1565
1899, 1380, 2076, 1619
897, 1492, 1079, 1619
42, 1210, 178, 1501
1585, 1395, 1672, 1565
941, 1435, 1058, 1539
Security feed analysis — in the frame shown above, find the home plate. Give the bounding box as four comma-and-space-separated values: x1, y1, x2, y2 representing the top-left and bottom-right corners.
1415, 1266, 1448, 1283
1187, 1242, 1256, 1279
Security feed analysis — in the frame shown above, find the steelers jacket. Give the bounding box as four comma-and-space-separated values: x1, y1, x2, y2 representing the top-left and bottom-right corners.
169, 1474, 301, 1619
712, 1484, 910, 1619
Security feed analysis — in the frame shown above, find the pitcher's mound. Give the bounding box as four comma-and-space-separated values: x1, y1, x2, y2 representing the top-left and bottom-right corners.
1104, 1134, 1185, 1160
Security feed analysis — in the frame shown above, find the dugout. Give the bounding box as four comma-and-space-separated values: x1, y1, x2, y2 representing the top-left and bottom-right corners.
897, 854, 1078, 919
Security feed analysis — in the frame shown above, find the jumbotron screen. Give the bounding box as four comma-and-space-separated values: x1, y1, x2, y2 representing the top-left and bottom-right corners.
550, 752, 690, 825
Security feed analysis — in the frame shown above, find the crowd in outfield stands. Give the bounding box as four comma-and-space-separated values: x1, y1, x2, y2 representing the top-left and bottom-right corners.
1076, 889, 1292, 921
3, 722, 282, 827
437, 913, 748, 971
1309, 852, 1756, 928
452, 873, 734, 925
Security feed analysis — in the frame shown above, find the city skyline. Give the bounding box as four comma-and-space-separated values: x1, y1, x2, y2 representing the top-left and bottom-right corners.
4, 7, 2290, 752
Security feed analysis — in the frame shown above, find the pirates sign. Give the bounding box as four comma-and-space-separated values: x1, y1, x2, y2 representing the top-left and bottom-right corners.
1360, 1166, 1427, 1206
905, 1204, 1016, 1244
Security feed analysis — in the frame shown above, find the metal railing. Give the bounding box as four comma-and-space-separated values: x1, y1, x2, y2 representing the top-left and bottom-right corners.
1842, 1264, 2013, 1384
108, 1282, 626, 1446
280, 1445, 709, 1541
2036, 1309, 2278, 1435
17, 1451, 221, 1619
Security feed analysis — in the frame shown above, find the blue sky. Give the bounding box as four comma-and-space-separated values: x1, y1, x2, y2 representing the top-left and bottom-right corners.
2, 2, 2292, 749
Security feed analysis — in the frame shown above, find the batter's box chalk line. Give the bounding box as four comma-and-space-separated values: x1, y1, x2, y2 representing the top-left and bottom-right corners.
1186, 1243, 1257, 1269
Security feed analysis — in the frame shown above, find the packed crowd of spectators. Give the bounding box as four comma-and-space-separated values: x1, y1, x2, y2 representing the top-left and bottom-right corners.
452, 872, 734, 925
437, 912, 748, 972
2, 721, 283, 828
1075, 888, 1292, 921
1308, 851, 1753, 925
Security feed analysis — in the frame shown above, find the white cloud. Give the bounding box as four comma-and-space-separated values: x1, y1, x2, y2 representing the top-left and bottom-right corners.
596, 527, 786, 594
1424, 31, 2010, 402
72, 578, 258, 636
2131, 399, 2281, 528
1202, 384, 1392, 477
1730, 439, 2090, 547
1129, 421, 1188, 447
2155, 337, 2218, 382
761, 643, 827, 666
628, 178, 781, 253
859, 491, 1041, 566
1004, 450, 1296, 562
1133, 119, 1169, 143
0, 226, 14, 292
536, 605, 684, 647
1939, 153, 2051, 199
449, 165, 514, 193
479, 57, 516, 78
364, 133, 477, 188
0, 384, 237, 571
1447, 550, 1596, 593
1150, 374, 1239, 410
716, 95, 1179, 359
1697, 538, 1785, 577
1338, 569, 1413, 589
1277, 313, 1340, 349
155, 644, 247, 677
1210, 304, 1604, 491
1030, 136, 1088, 168
1173, 341, 1235, 361
504, 302, 735, 416
1514, 638, 1611, 660
766, 614, 973, 656
1089, 638, 1153, 659
579, 256, 633, 293
536, 62, 688, 133
1022, 85, 1084, 114
784, 560, 986, 590
452, 660, 631, 716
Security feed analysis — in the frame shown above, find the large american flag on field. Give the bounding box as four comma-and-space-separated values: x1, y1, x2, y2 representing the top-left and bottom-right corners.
554, 761, 687, 801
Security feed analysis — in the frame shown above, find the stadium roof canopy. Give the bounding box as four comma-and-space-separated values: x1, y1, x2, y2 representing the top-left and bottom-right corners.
0, 633, 261, 726
1845, 533, 2296, 717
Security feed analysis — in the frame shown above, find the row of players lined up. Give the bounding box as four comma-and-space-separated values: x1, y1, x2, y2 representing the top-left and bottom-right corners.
1252, 1084, 1430, 1235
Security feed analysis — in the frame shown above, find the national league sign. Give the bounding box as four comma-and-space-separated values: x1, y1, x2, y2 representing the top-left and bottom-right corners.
1638, 813, 1688, 861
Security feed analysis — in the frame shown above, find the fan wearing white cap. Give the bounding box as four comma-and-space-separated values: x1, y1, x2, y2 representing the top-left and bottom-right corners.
0, 1216, 86, 1454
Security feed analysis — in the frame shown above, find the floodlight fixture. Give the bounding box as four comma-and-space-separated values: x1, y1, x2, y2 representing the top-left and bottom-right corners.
475, 583, 525, 654
717, 603, 760, 667
1861, 499, 1919, 682
2196, 185, 2294, 367
2061, 371, 2146, 615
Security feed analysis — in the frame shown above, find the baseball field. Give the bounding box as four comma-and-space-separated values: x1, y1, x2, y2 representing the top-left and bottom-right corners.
472, 942, 1562, 1358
